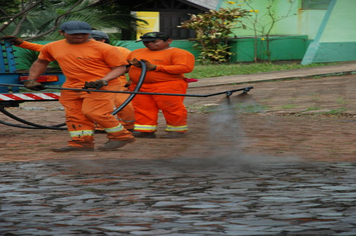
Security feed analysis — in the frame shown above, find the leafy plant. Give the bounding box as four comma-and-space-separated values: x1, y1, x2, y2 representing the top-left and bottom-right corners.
179, 7, 250, 64
17, 48, 39, 69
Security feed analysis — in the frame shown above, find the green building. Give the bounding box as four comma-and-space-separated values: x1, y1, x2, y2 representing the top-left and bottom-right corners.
216, 0, 356, 64
14, 0, 356, 67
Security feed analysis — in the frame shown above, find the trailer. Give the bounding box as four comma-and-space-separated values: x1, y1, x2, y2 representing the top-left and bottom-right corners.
0, 40, 67, 129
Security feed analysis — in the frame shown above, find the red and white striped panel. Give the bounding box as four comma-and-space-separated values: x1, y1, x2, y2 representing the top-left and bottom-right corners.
0, 92, 60, 101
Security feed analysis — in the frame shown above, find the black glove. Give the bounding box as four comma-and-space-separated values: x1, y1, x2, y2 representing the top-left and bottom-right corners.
83, 80, 108, 90
0, 36, 24, 45
23, 80, 45, 91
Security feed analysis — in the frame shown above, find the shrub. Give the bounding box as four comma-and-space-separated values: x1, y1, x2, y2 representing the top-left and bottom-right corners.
179, 8, 250, 64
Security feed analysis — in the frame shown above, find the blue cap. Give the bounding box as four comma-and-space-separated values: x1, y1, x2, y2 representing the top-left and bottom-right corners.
60, 21, 92, 34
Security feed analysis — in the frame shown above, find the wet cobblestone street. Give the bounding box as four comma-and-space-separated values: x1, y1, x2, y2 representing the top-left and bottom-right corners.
3, 73, 356, 235
1, 157, 356, 235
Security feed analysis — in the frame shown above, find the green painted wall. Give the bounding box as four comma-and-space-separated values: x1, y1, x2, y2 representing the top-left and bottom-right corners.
229, 35, 308, 62
302, 0, 356, 64
218, 0, 327, 39
218, 0, 356, 64
319, 0, 356, 42
304, 42, 356, 63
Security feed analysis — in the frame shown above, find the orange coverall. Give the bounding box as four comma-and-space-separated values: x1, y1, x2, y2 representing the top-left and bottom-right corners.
113, 47, 135, 130
38, 39, 133, 147
127, 47, 195, 133
18, 41, 135, 130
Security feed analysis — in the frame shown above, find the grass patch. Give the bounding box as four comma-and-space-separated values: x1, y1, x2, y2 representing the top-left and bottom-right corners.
336, 97, 347, 104
280, 104, 297, 109
304, 107, 322, 111
322, 108, 347, 115
186, 62, 340, 79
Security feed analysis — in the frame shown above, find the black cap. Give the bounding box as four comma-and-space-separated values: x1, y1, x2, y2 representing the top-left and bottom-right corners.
60, 21, 92, 34
137, 32, 170, 42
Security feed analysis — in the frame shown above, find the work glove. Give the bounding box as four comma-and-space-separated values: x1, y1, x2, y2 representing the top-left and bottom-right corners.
141, 59, 157, 71
0, 36, 24, 45
83, 79, 108, 90
130, 58, 157, 71
23, 80, 45, 91
130, 58, 142, 68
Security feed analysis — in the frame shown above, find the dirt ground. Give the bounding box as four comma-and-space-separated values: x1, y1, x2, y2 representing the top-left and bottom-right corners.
2, 74, 356, 162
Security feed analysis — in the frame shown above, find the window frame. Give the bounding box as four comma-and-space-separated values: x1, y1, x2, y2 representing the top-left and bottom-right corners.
302, 0, 331, 10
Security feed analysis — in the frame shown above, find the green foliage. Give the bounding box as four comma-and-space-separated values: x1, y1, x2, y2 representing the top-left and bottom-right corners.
17, 48, 61, 71
179, 8, 250, 64
0, 0, 139, 41
18, 49, 39, 69
0, 0, 19, 17
199, 43, 233, 64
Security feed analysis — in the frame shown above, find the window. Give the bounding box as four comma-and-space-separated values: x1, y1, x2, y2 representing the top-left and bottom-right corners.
302, 0, 331, 10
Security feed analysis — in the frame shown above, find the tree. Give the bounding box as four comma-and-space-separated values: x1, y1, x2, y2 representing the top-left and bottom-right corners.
0, 0, 20, 17
0, 0, 141, 41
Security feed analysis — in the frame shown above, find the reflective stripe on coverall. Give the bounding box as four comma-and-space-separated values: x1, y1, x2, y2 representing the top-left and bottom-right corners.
130, 79, 188, 133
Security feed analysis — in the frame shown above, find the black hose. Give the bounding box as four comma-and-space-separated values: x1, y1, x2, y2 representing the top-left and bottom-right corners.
112, 60, 147, 115
0, 119, 57, 129
0, 107, 66, 130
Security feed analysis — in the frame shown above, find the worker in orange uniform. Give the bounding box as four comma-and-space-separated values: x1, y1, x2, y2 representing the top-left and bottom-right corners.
1, 30, 135, 131
127, 32, 195, 139
22, 21, 135, 151
90, 30, 135, 131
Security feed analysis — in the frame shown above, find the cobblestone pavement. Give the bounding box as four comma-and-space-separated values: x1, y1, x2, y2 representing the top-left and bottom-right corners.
1, 157, 356, 235
2, 70, 356, 235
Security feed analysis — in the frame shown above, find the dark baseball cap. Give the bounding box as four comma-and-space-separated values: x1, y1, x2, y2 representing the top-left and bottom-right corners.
90, 30, 109, 40
137, 32, 170, 42
60, 21, 92, 34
